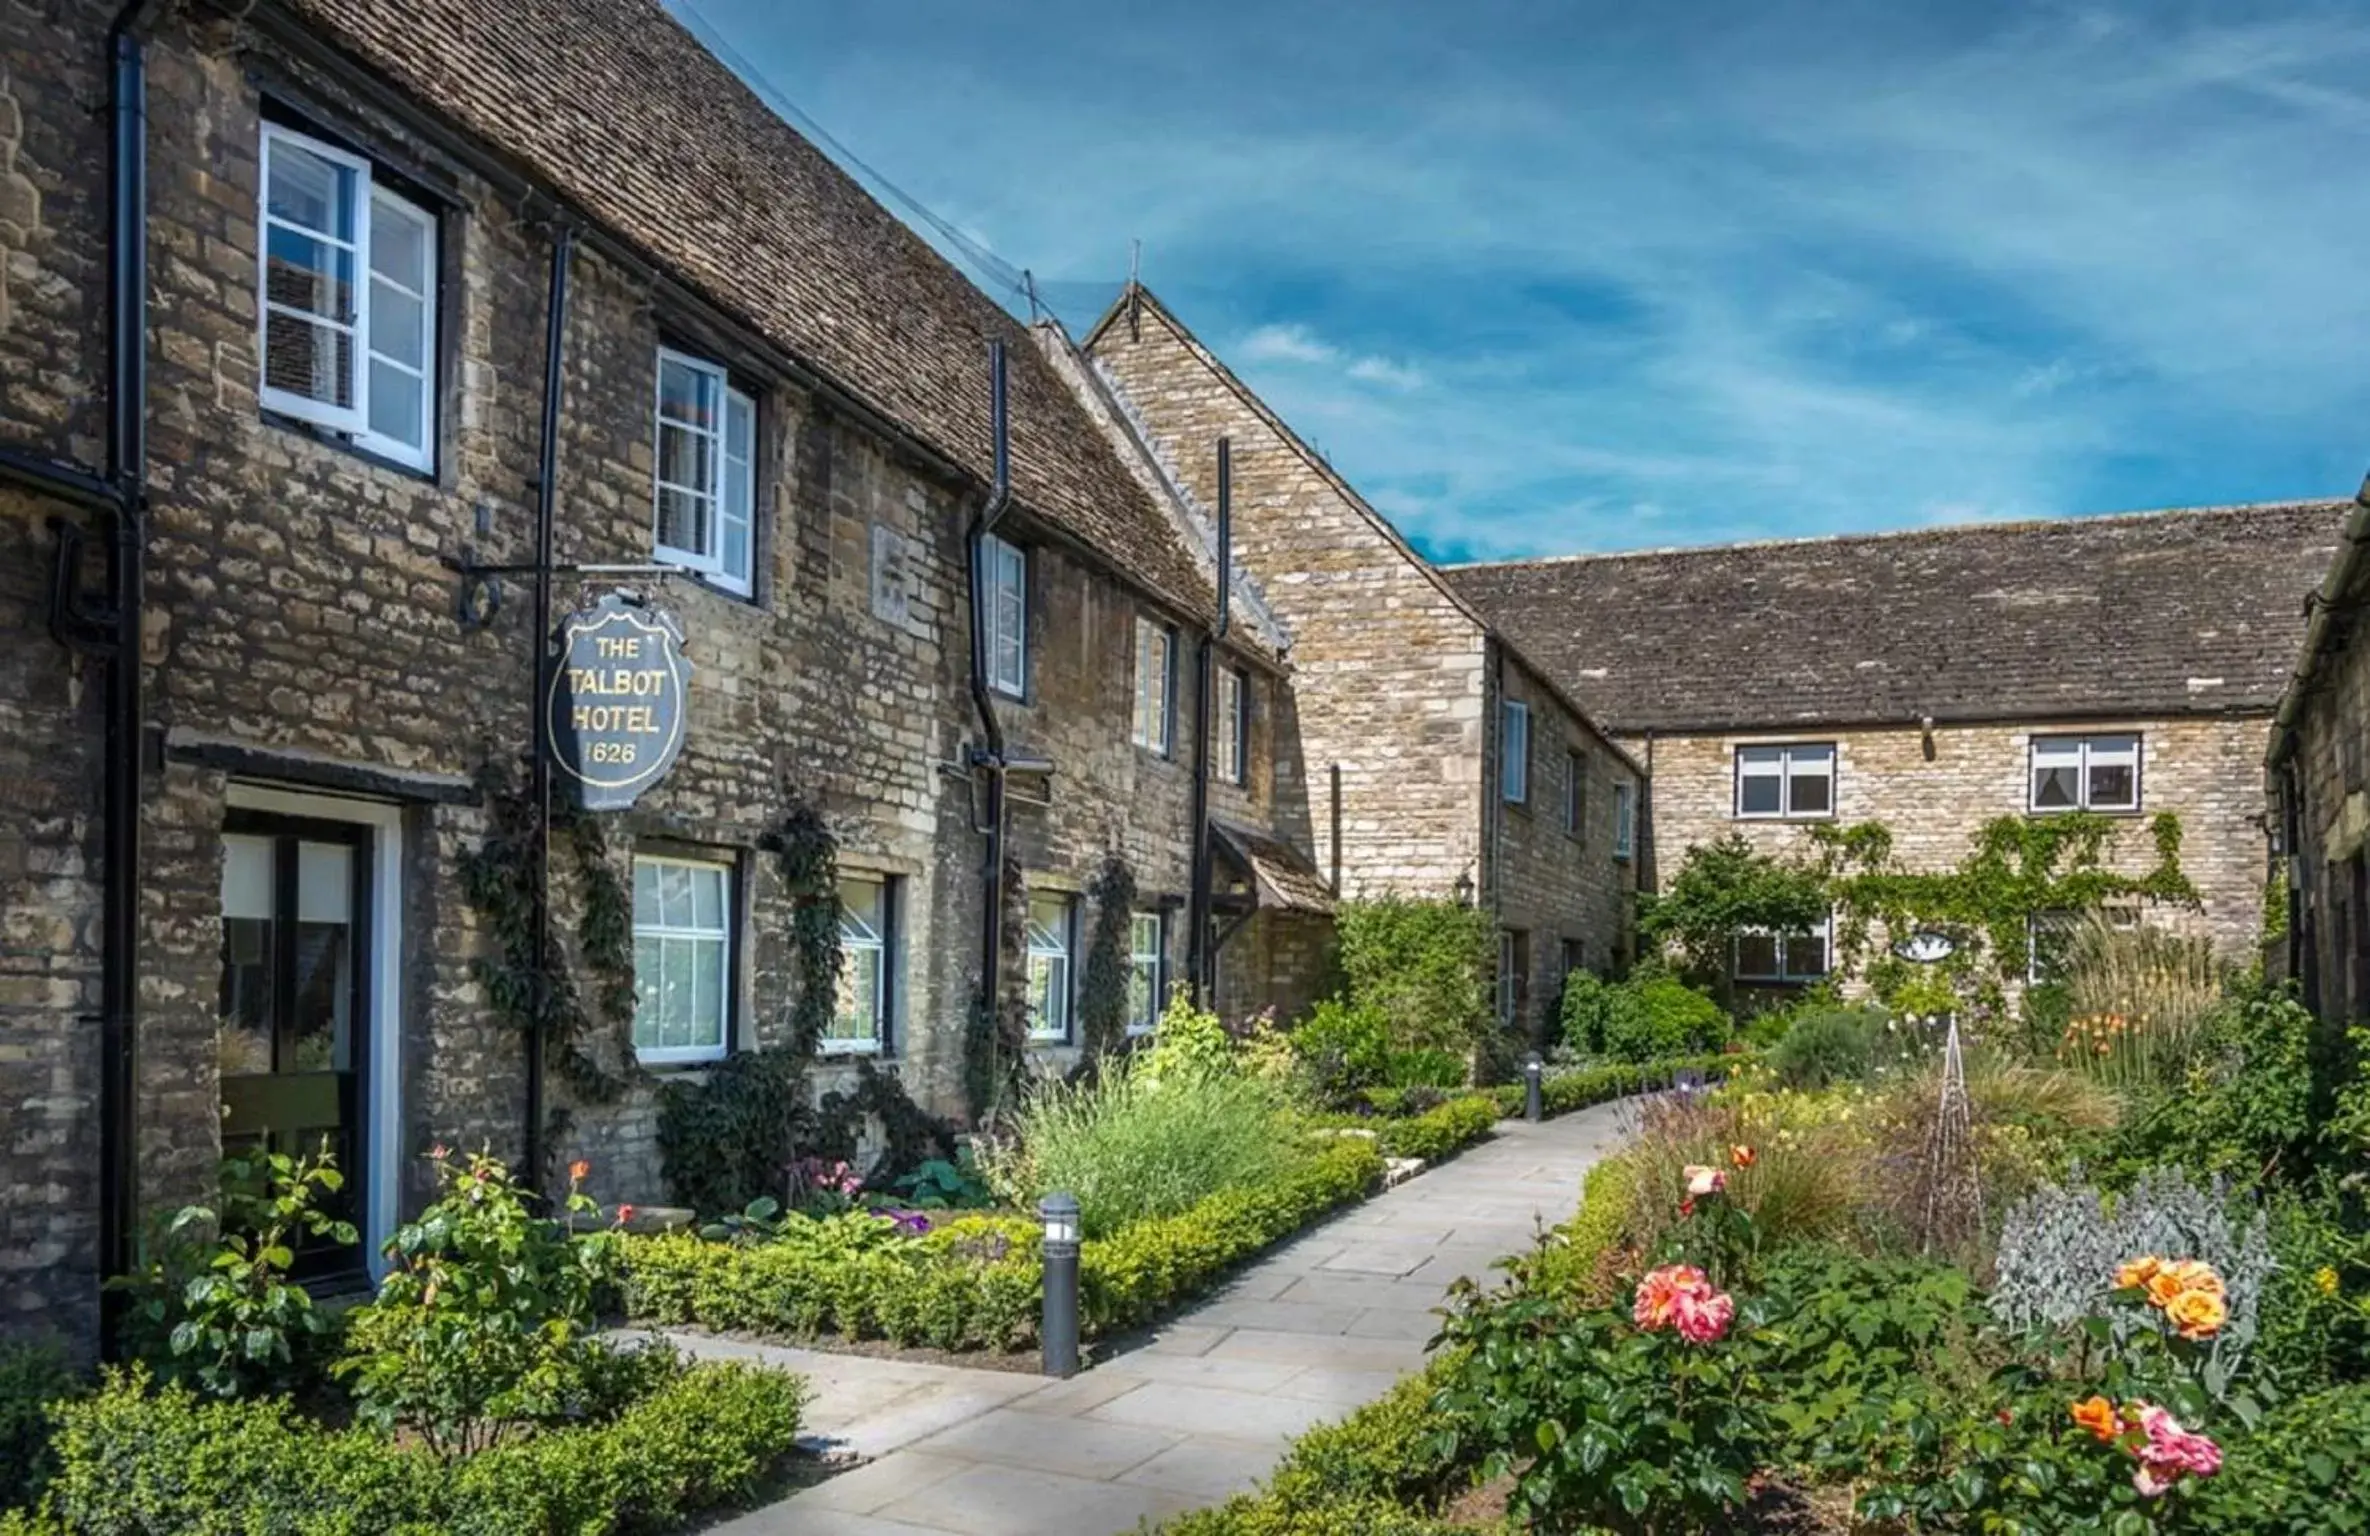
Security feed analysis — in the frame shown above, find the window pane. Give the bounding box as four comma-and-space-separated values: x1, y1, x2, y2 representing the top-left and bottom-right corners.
661, 937, 694, 1046
2034, 764, 2080, 809
656, 484, 710, 559
369, 283, 426, 372
658, 357, 716, 428
366, 358, 423, 449
2089, 761, 2136, 808
837, 947, 881, 1043
690, 865, 724, 929
1783, 933, 1828, 978
266, 140, 357, 241
1787, 766, 1832, 816
839, 877, 884, 941
1738, 772, 1782, 816
264, 308, 355, 408
631, 934, 661, 1047
1736, 933, 1779, 978
633, 861, 660, 926
369, 200, 429, 293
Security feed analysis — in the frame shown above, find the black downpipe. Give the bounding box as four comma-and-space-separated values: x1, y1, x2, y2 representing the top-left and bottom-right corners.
1186, 439, 1230, 1001
96, 7, 150, 1352
524, 227, 574, 1192
965, 343, 1013, 1039
2281, 756, 2313, 1007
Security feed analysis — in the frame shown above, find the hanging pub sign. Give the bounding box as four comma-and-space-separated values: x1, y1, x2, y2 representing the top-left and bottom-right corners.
546, 593, 691, 811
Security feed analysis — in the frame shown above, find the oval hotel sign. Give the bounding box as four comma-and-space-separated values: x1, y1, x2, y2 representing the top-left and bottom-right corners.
547, 594, 691, 810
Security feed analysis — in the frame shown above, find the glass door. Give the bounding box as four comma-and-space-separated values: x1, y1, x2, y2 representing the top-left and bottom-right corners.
217, 811, 372, 1277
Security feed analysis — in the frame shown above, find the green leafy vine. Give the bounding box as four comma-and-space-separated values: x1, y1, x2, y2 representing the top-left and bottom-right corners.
456, 758, 641, 1126
767, 796, 842, 1059
1078, 852, 1137, 1062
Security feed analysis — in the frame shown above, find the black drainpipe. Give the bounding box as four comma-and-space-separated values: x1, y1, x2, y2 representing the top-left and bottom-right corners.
2, 0, 154, 1354
521, 226, 574, 1191
1186, 439, 1229, 1001
965, 342, 1013, 1040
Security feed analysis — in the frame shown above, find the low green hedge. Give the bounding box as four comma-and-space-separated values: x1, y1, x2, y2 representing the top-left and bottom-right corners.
1372, 1095, 1500, 1161
1154, 1150, 1641, 1533
1083, 1137, 1382, 1335
0, 1340, 81, 1515
624, 1213, 1044, 1352
626, 1138, 1385, 1350
0, 1357, 805, 1536
1487, 1049, 1752, 1120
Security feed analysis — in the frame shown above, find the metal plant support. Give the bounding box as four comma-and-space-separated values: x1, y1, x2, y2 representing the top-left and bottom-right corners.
1918, 1017, 1983, 1257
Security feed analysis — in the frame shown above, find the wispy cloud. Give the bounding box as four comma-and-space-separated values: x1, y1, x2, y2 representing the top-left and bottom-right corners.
679, 0, 2370, 558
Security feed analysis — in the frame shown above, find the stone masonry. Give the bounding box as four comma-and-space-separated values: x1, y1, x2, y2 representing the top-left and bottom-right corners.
1086, 286, 1641, 1044
0, 0, 1319, 1353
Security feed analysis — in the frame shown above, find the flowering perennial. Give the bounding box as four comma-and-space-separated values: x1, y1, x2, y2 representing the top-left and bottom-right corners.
1633, 1263, 1735, 1345
2067, 1395, 2223, 1499
2116, 1254, 2228, 1340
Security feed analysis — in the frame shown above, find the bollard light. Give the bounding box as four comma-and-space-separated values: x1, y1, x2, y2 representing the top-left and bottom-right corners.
1524, 1052, 1544, 1123
1039, 1191, 1082, 1378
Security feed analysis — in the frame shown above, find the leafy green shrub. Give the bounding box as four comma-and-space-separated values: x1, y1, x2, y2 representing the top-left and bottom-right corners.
2191, 1383, 2370, 1535
1567, 972, 1729, 1062
2094, 986, 2318, 1186
1080, 1138, 1381, 1334
1139, 988, 1237, 1084
109, 1144, 356, 1399
1484, 1048, 1751, 1119
1371, 1095, 1497, 1161
1334, 895, 1494, 1056
336, 1150, 626, 1458
626, 1212, 1042, 1351
1638, 832, 1831, 989
979, 1054, 1297, 1238
1384, 1046, 1466, 1089
1289, 998, 1392, 1105
1768, 1002, 1884, 1088
2252, 1184, 2370, 1395
0, 1339, 81, 1514
13, 1357, 803, 1536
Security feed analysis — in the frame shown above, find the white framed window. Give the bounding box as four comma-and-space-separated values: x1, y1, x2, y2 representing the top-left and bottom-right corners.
1614, 782, 1637, 861
258, 122, 438, 471
829, 874, 893, 1053
631, 855, 731, 1064
2031, 734, 2141, 813
1735, 917, 1831, 984
1498, 929, 1529, 1026
1565, 749, 1587, 838
1126, 911, 1165, 1035
1216, 667, 1249, 786
1026, 892, 1076, 1042
1501, 700, 1530, 804
984, 533, 1027, 698
1132, 616, 1175, 755
653, 349, 756, 595
1735, 743, 1835, 820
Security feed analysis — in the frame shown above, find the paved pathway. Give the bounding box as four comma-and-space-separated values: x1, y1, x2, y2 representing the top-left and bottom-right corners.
692, 1100, 1634, 1536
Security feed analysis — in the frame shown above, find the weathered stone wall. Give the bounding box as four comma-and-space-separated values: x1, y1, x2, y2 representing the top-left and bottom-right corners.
1634, 718, 2275, 975
1089, 305, 1490, 898
1088, 300, 1639, 1039
0, 7, 1307, 1343
2282, 575, 2370, 1022
1488, 649, 1642, 1041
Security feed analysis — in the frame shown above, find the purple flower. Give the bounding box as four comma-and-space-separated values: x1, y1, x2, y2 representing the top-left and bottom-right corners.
882, 1208, 935, 1237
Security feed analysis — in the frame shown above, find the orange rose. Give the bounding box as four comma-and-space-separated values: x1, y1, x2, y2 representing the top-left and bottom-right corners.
2163, 1260, 2224, 1300
2165, 1288, 2227, 1341
2070, 1395, 2119, 1444
2146, 1270, 2189, 1309
568, 1158, 591, 1183
1730, 1144, 1757, 1169
2116, 1256, 2163, 1290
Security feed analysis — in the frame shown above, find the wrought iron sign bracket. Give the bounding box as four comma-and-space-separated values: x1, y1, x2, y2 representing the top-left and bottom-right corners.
444, 543, 689, 632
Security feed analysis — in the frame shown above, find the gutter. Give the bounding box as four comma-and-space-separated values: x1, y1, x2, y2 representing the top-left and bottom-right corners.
522, 226, 574, 1192
964, 341, 1014, 1094
10, 0, 155, 1355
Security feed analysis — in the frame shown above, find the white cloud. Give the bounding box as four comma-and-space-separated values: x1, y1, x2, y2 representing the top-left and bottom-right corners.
1346, 355, 1425, 390
1238, 323, 1337, 365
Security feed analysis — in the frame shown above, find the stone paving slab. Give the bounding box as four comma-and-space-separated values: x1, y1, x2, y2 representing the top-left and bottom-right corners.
697, 1099, 1635, 1534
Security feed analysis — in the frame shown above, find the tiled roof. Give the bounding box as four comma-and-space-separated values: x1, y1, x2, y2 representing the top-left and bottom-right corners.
283, 0, 1215, 620
1212, 819, 1336, 914
1444, 502, 2349, 734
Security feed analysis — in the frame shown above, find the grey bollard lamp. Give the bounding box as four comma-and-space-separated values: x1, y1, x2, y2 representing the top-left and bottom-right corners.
1040, 1191, 1082, 1378
1524, 1052, 1544, 1123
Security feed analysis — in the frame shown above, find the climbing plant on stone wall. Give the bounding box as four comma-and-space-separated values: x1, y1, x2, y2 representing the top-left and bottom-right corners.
1078, 851, 1138, 1063
457, 757, 642, 1144
1811, 810, 2200, 1010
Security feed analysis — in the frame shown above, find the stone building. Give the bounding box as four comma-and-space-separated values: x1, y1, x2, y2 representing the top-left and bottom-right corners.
2266, 481, 2370, 1022
1085, 286, 1646, 1041
0, 0, 1327, 1350
1446, 503, 2348, 990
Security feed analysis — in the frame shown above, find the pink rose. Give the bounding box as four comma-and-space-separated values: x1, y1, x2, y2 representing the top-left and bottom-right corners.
1683, 1165, 1727, 1198
1672, 1286, 1735, 1344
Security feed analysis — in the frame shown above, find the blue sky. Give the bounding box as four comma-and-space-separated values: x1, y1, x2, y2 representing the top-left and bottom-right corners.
672, 0, 2370, 562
